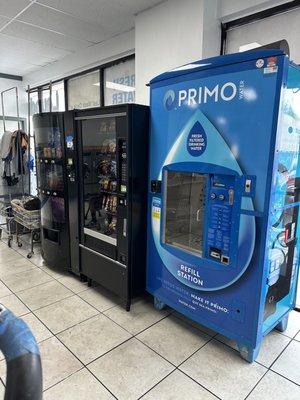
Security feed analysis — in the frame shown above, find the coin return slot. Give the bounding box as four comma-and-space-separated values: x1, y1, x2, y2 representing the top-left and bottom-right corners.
221, 255, 229, 265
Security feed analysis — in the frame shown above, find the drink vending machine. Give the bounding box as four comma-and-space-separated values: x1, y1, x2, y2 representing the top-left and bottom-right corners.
146, 49, 300, 362
34, 112, 76, 270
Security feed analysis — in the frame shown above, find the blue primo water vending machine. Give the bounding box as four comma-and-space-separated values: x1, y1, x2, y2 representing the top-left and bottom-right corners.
146, 49, 300, 362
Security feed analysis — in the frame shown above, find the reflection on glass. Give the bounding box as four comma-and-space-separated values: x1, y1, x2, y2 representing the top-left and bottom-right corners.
40, 196, 65, 227
68, 70, 100, 110
35, 125, 62, 160
30, 92, 39, 116
42, 89, 50, 112
52, 81, 65, 112
35, 114, 65, 235
82, 117, 117, 242
164, 171, 206, 255
51, 197, 65, 223
104, 58, 135, 106
37, 162, 63, 191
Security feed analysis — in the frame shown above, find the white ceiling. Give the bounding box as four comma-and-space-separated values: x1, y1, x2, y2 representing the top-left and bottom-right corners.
0, 0, 164, 76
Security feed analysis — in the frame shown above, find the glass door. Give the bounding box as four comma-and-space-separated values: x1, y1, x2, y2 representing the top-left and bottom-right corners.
81, 117, 117, 245
34, 114, 65, 232
163, 171, 206, 255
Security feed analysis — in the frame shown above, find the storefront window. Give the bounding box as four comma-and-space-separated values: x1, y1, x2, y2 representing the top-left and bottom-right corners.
104, 58, 135, 106
41, 88, 50, 112
29, 91, 39, 116
68, 70, 100, 110
52, 81, 65, 112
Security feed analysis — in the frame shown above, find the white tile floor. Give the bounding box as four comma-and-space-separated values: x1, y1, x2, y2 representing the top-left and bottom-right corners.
0, 239, 299, 399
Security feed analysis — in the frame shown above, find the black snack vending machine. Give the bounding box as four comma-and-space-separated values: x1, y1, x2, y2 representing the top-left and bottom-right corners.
33, 111, 79, 273
34, 105, 149, 309
75, 104, 149, 310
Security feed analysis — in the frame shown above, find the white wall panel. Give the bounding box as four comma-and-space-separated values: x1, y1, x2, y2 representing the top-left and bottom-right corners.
135, 0, 204, 105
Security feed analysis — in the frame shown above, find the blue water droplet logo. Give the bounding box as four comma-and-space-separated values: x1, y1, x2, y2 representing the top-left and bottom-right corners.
164, 90, 176, 110
186, 121, 207, 157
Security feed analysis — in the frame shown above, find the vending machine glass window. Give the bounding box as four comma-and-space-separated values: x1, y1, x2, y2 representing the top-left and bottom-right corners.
82, 117, 118, 245
34, 112, 71, 269
163, 171, 206, 256
76, 104, 149, 310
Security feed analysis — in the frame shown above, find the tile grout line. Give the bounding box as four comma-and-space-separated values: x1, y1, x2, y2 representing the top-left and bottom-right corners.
85, 368, 119, 400
32, 290, 102, 317
1, 267, 221, 400
0, 247, 101, 393
211, 334, 291, 370
0, 244, 141, 368
0, 245, 105, 315
136, 370, 177, 400
134, 334, 224, 400
243, 368, 269, 400
32, 308, 101, 336
268, 369, 300, 388
0, 295, 85, 390
102, 307, 172, 337
85, 335, 134, 368
139, 334, 225, 400
178, 370, 223, 400
1, 242, 300, 397
268, 337, 298, 369
175, 337, 268, 400
0, 275, 54, 295
41, 366, 86, 393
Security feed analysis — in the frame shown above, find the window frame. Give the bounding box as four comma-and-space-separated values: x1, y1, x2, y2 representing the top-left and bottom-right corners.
28, 54, 135, 112
220, 1, 300, 55
67, 69, 101, 111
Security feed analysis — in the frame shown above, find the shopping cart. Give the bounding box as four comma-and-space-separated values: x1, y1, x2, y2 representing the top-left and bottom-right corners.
0, 305, 42, 400
11, 199, 40, 258
0, 201, 14, 248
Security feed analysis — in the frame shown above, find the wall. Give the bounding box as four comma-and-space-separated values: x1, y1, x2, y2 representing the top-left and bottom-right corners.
135, 0, 206, 105
24, 29, 135, 88
202, 0, 221, 58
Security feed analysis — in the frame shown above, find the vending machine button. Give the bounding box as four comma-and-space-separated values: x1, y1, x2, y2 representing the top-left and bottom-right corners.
210, 193, 216, 199
245, 179, 251, 193
218, 194, 225, 201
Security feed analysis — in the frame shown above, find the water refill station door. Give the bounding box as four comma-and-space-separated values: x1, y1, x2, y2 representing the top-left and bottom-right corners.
147, 50, 300, 362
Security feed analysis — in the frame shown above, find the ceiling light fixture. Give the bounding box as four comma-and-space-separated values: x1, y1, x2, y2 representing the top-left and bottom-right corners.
93, 81, 135, 92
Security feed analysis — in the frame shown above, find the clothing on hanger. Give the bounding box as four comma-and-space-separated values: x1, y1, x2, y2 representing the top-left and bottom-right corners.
0, 130, 29, 186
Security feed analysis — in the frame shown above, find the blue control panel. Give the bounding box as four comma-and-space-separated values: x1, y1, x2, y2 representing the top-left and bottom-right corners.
205, 174, 236, 264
